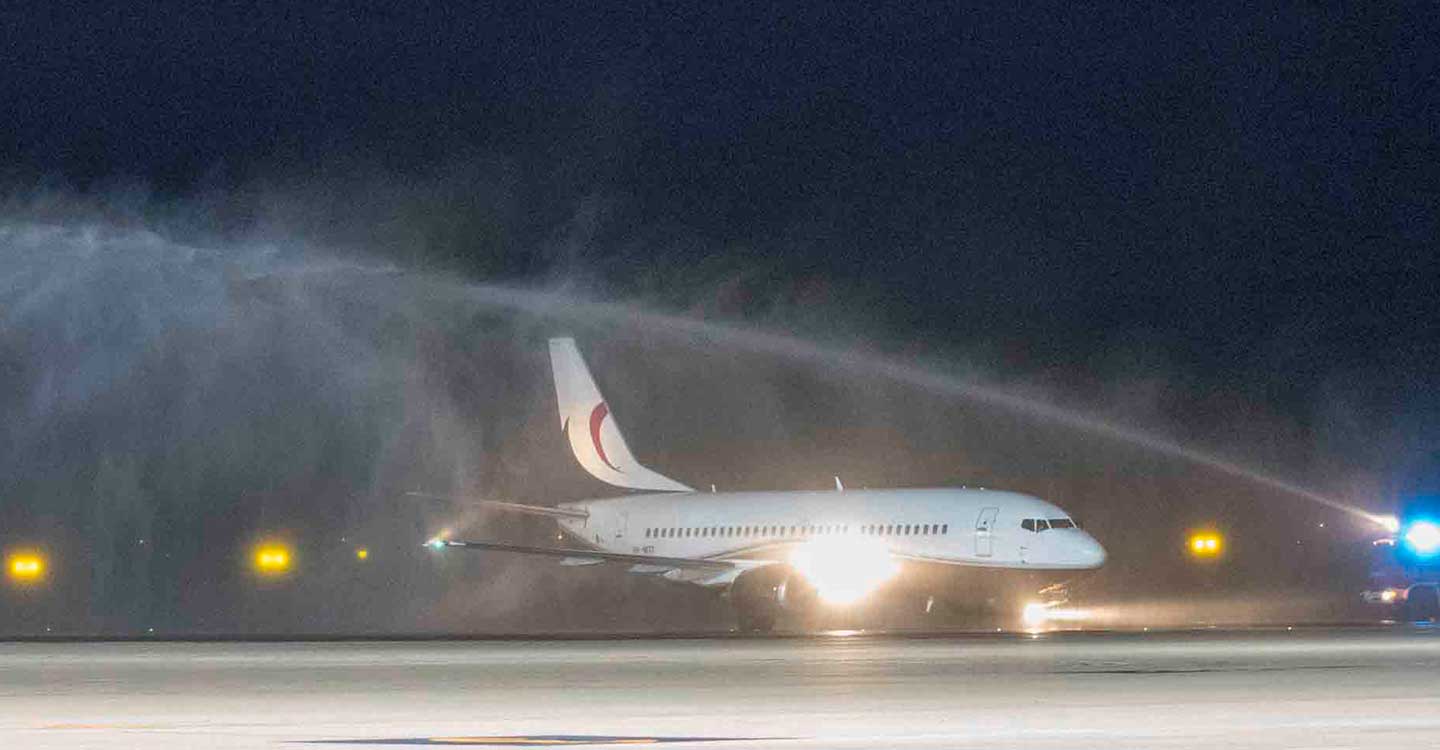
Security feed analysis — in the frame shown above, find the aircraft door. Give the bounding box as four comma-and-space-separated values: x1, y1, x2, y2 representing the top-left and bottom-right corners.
616, 509, 629, 541
975, 506, 999, 557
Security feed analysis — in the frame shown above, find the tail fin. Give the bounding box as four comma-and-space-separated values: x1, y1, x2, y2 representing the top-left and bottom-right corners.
548, 338, 693, 493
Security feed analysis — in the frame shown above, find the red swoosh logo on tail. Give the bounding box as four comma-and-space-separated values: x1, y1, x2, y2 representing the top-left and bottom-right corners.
589, 402, 621, 472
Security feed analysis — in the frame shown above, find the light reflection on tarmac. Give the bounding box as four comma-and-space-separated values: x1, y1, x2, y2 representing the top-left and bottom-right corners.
2, 628, 1439, 749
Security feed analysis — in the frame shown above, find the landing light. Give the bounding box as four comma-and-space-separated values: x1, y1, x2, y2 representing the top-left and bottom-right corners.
1403, 521, 1440, 556
1021, 600, 1090, 631
1022, 601, 1050, 628
788, 536, 899, 605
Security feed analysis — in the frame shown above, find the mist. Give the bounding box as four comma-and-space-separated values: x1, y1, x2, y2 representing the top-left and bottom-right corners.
0, 183, 1414, 636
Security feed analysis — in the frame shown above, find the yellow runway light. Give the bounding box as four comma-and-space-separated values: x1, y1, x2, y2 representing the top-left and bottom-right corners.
1187, 532, 1224, 558
252, 543, 294, 576
355, 547, 369, 561
6, 551, 46, 584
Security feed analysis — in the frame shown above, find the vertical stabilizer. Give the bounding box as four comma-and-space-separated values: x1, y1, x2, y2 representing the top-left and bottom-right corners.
549, 338, 694, 493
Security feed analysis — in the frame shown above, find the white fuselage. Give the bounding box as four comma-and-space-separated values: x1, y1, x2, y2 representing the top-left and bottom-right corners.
556, 487, 1106, 574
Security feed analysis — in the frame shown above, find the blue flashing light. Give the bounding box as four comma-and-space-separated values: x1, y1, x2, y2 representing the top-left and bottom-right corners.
1402, 520, 1440, 557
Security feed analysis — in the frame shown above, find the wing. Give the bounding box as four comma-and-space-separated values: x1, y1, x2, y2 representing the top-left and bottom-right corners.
434, 539, 740, 570
407, 492, 589, 520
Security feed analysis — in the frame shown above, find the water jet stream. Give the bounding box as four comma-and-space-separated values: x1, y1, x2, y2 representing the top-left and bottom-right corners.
416, 278, 1387, 528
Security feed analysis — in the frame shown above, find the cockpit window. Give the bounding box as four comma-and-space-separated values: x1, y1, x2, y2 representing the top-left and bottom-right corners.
1023, 517, 1078, 532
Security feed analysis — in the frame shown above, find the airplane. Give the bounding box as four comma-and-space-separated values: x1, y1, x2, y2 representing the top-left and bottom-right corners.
419, 337, 1106, 631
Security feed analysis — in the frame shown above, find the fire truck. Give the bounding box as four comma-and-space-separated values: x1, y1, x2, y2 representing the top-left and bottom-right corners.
1361, 513, 1440, 621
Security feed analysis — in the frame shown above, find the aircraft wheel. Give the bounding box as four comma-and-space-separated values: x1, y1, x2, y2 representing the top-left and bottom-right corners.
735, 605, 777, 634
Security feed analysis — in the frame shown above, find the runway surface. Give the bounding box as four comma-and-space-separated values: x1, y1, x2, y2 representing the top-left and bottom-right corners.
3, 628, 1439, 749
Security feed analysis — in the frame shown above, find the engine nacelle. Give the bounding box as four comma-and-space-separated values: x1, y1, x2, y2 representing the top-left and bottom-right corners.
727, 565, 817, 631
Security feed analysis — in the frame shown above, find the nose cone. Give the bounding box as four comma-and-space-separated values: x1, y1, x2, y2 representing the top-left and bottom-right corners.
1076, 531, 1107, 569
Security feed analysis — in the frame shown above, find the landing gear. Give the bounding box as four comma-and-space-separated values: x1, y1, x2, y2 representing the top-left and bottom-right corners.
735, 605, 777, 633
728, 565, 811, 634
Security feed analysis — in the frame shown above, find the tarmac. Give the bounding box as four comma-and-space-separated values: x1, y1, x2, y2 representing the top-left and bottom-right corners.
2, 627, 1438, 749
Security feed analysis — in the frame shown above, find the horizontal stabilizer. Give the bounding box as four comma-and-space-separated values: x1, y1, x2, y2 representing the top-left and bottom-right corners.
406, 492, 589, 520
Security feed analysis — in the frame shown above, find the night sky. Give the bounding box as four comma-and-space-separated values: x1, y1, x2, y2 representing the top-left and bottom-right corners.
2, 3, 1438, 632
8, 5, 1435, 396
